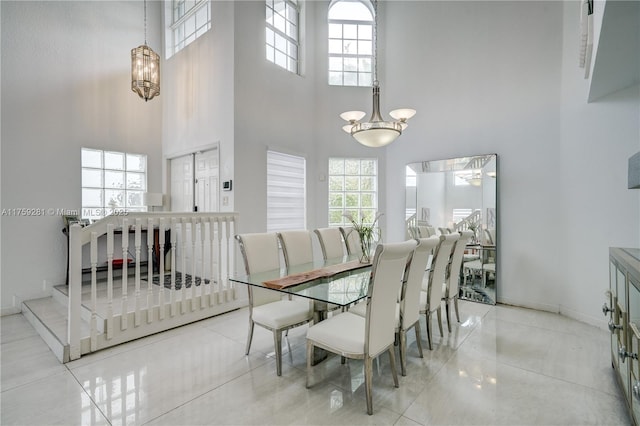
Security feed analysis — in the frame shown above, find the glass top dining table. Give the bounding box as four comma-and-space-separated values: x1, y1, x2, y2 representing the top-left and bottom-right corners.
229, 255, 372, 308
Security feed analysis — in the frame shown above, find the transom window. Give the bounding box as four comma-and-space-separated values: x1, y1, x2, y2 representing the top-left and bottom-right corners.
328, 0, 374, 86
266, 0, 300, 74
166, 0, 212, 59
81, 148, 147, 220
328, 158, 377, 227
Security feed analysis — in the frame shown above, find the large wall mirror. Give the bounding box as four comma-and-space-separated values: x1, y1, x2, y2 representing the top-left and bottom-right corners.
405, 154, 498, 305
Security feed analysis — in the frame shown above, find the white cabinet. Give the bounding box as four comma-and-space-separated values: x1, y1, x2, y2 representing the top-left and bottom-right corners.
607, 247, 640, 426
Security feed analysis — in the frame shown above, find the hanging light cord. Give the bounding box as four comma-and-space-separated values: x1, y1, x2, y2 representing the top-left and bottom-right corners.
144, 0, 148, 45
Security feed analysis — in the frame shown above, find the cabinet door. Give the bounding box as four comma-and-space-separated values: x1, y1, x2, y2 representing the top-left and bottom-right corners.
618, 264, 628, 312
609, 260, 617, 358
630, 277, 640, 425
615, 298, 630, 395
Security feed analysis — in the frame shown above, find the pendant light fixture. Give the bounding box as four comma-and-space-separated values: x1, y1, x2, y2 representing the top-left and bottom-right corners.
131, 0, 160, 102
340, 0, 415, 148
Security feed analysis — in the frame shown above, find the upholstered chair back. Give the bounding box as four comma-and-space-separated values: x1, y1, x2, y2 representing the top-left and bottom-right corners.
278, 230, 314, 269
236, 233, 282, 307
365, 240, 417, 357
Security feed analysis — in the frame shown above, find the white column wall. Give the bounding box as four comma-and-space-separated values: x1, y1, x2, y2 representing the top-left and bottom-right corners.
162, 1, 235, 211
232, 1, 319, 233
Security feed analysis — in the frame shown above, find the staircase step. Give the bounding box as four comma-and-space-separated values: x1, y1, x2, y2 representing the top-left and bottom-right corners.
22, 297, 70, 362
51, 284, 105, 333
22, 297, 97, 363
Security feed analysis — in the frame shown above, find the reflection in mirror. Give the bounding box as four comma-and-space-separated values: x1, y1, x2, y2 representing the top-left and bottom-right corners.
406, 154, 497, 305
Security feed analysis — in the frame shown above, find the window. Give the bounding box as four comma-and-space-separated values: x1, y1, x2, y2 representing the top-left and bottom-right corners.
328, 158, 377, 227
166, 0, 212, 58
266, 0, 300, 74
81, 148, 147, 220
267, 150, 306, 232
328, 0, 374, 86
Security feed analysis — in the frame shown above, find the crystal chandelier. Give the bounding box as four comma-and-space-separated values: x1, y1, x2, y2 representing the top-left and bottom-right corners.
131, 0, 160, 102
340, 0, 415, 148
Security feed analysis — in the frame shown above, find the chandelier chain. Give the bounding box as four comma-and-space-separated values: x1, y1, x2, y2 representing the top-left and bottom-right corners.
373, 0, 378, 84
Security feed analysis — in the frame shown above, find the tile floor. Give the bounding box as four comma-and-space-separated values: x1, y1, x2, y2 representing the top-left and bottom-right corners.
1, 301, 633, 425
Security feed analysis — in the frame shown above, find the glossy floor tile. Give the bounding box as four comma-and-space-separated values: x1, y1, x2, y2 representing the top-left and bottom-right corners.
1, 301, 633, 425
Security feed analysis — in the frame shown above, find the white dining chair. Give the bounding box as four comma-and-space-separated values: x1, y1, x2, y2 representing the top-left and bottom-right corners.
236, 233, 314, 376
277, 229, 314, 269
339, 226, 362, 257
314, 227, 346, 260
417, 225, 435, 238
442, 230, 473, 332
398, 236, 439, 375
419, 233, 459, 350
347, 236, 438, 375
305, 239, 417, 415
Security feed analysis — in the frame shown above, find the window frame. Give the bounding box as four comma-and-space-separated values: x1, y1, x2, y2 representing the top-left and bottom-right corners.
81, 148, 148, 220
328, 157, 378, 227
327, 0, 375, 87
165, 0, 212, 59
265, 0, 301, 74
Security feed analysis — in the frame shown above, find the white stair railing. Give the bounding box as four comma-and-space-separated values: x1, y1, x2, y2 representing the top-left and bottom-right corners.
454, 210, 481, 232
405, 213, 417, 239
67, 212, 240, 361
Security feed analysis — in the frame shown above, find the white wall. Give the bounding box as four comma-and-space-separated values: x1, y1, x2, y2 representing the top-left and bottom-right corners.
162, 1, 235, 210
1, 1, 163, 314
558, 0, 640, 324
232, 1, 320, 233
384, 0, 639, 327
385, 0, 565, 313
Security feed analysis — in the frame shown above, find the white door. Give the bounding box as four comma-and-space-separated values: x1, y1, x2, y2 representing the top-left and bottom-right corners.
195, 149, 219, 212
170, 155, 194, 212
169, 148, 220, 279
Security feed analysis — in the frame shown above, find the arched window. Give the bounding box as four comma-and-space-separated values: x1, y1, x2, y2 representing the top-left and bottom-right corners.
328, 0, 374, 86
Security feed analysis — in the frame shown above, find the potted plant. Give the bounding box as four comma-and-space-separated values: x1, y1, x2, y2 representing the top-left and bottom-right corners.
344, 211, 383, 263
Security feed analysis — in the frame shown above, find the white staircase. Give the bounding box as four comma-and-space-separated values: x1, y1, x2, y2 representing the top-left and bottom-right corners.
22, 212, 245, 363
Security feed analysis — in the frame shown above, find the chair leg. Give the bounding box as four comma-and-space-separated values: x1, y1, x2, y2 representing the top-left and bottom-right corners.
274, 330, 283, 376
364, 356, 374, 415
454, 296, 460, 323
445, 299, 452, 333
426, 311, 433, 350
414, 321, 424, 358
437, 306, 444, 337
306, 341, 314, 388
388, 347, 399, 388
245, 320, 255, 355
399, 330, 407, 376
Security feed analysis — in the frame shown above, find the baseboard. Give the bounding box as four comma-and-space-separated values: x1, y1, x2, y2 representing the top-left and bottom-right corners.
496, 297, 609, 331
496, 296, 560, 314
1, 305, 21, 316
558, 304, 609, 331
